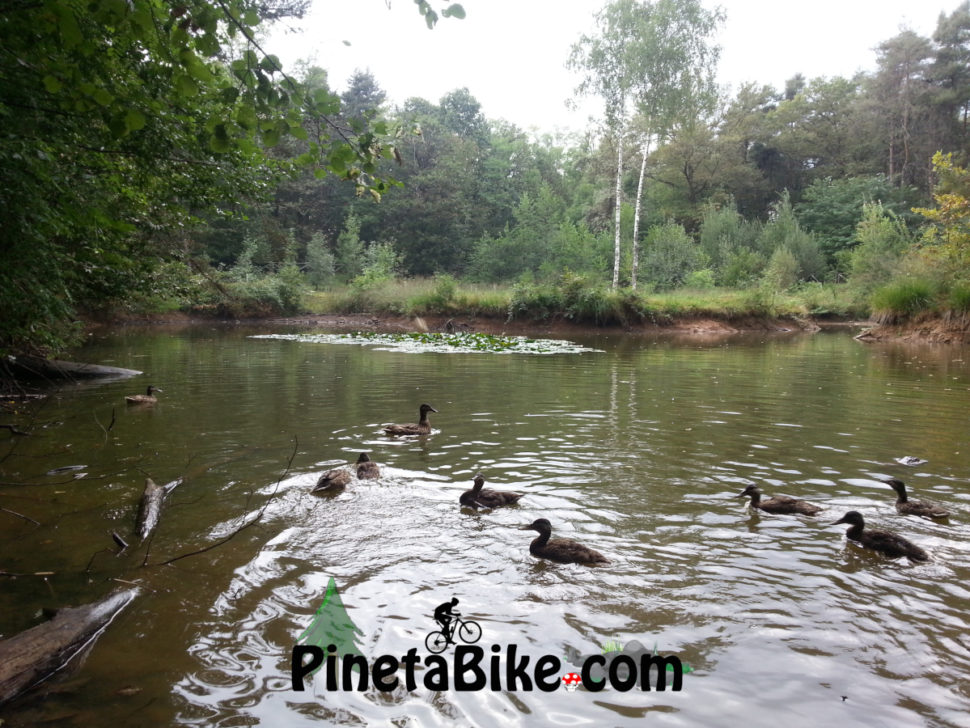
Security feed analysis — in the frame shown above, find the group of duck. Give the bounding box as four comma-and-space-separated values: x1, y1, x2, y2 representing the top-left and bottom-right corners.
737, 477, 949, 562
309, 403, 610, 565
126, 391, 949, 566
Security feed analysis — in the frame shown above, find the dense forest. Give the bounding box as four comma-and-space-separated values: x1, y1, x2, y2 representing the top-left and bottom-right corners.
2, 0, 970, 357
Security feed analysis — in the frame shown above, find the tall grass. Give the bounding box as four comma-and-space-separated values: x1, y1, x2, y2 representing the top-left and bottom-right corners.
302, 275, 851, 324
870, 279, 936, 324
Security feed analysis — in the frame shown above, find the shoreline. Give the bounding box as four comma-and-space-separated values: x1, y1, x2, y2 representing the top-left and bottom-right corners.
83, 311, 849, 339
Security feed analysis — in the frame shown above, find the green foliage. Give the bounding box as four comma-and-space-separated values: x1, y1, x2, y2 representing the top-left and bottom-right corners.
758, 193, 827, 281
948, 283, 970, 312
0, 0, 406, 355
305, 232, 336, 288
870, 279, 936, 322
848, 203, 914, 294
336, 213, 364, 280
684, 269, 716, 289
794, 175, 921, 264
507, 272, 641, 325
698, 202, 764, 284
762, 247, 800, 292
640, 221, 705, 290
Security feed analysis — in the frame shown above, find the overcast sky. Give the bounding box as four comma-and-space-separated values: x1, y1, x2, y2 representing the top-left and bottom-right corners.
265, 0, 964, 136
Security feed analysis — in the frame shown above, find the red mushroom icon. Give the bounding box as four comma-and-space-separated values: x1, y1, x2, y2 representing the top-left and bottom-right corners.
562, 672, 582, 692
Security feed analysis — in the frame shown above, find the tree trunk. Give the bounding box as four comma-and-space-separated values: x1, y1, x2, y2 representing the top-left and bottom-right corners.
0, 588, 140, 705
612, 132, 624, 289
631, 138, 650, 291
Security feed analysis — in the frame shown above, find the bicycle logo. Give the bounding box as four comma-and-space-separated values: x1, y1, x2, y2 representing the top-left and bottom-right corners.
426, 599, 482, 654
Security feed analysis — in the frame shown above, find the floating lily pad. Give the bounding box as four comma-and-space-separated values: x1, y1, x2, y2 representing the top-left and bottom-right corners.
251, 331, 602, 355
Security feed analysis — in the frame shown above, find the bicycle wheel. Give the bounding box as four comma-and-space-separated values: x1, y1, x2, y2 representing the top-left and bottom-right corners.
458, 620, 482, 644
425, 630, 449, 654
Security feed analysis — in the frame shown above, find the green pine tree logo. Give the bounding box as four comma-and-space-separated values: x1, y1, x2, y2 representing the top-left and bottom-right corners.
297, 577, 364, 673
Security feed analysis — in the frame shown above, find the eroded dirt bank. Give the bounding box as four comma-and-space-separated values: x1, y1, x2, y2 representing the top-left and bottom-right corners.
195, 312, 825, 338
854, 312, 970, 345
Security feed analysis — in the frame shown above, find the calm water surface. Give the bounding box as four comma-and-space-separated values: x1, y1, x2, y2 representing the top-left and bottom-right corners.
1, 325, 969, 727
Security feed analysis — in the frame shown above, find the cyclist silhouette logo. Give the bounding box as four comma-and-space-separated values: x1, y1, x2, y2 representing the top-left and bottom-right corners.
426, 597, 482, 653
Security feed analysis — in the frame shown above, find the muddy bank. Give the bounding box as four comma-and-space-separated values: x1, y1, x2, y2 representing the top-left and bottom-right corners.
854, 312, 970, 345
106, 311, 825, 338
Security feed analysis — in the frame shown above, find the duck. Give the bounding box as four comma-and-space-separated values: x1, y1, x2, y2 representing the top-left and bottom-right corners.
383, 403, 437, 436
519, 518, 609, 565
885, 478, 949, 519
355, 452, 380, 480
459, 473, 523, 508
312, 467, 351, 494
832, 511, 928, 561
737, 484, 822, 515
125, 385, 162, 404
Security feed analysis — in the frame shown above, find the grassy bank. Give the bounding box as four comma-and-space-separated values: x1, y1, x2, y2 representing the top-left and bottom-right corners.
302, 276, 869, 326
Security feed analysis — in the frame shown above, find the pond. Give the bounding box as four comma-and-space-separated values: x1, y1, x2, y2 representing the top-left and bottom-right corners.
1, 324, 968, 727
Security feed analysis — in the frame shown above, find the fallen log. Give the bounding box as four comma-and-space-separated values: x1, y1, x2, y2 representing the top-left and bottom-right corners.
0, 587, 139, 705
4, 355, 142, 381
135, 477, 182, 541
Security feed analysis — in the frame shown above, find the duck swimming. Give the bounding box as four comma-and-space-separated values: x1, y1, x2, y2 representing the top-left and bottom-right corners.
519, 518, 609, 565
460, 473, 523, 508
312, 467, 351, 494
126, 385, 162, 404
737, 484, 822, 515
885, 478, 949, 519
356, 452, 380, 480
832, 510, 928, 561
383, 404, 437, 436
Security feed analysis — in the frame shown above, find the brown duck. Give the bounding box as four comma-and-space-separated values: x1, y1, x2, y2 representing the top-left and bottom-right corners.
126, 385, 162, 404
460, 473, 523, 508
885, 478, 948, 519
832, 510, 928, 561
519, 518, 609, 565
383, 404, 437, 436
737, 484, 822, 515
312, 467, 351, 494
356, 452, 380, 480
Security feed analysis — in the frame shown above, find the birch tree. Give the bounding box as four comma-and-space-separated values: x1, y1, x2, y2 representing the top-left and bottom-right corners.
570, 0, 722, 289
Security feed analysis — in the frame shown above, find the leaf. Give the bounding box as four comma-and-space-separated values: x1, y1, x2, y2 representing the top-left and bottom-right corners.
125, 110, 146, 132
443, 4, 465, 19
175, 74, 199, 98
42, 75, 62, 94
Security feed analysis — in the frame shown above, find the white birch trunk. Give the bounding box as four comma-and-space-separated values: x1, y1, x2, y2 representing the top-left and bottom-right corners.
612, 133, 624, 289
631, 138, 650, 292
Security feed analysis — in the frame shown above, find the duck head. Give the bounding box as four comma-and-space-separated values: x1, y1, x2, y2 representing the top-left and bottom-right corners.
420, 404, 438, 414
885, 478, 907, 496
832, 511, 864, 527
357, 452, 372, 463
520, 518, 552, 534
737, 484, 760, 498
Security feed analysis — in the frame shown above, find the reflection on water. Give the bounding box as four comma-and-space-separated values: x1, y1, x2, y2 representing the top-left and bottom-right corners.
1, 326, 969, 727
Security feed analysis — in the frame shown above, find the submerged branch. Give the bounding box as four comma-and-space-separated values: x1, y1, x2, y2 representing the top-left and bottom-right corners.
148, 438, 297, 567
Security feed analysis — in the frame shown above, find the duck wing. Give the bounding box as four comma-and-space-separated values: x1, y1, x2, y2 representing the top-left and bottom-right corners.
862, 529, 928, 561
357, 462, 380, 479
898, 499, 948, 519
538, 538, 610, 564
313, 468, 351, 493
383, 423, 426, 436
477, 489, 523, 507
760, 495, 821, 515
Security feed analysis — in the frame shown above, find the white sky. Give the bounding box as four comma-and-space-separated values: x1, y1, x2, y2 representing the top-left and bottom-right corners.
265, 0, 964, 136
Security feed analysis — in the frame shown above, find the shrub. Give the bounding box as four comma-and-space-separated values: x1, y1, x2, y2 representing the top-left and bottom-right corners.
870, 279, 936, 323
